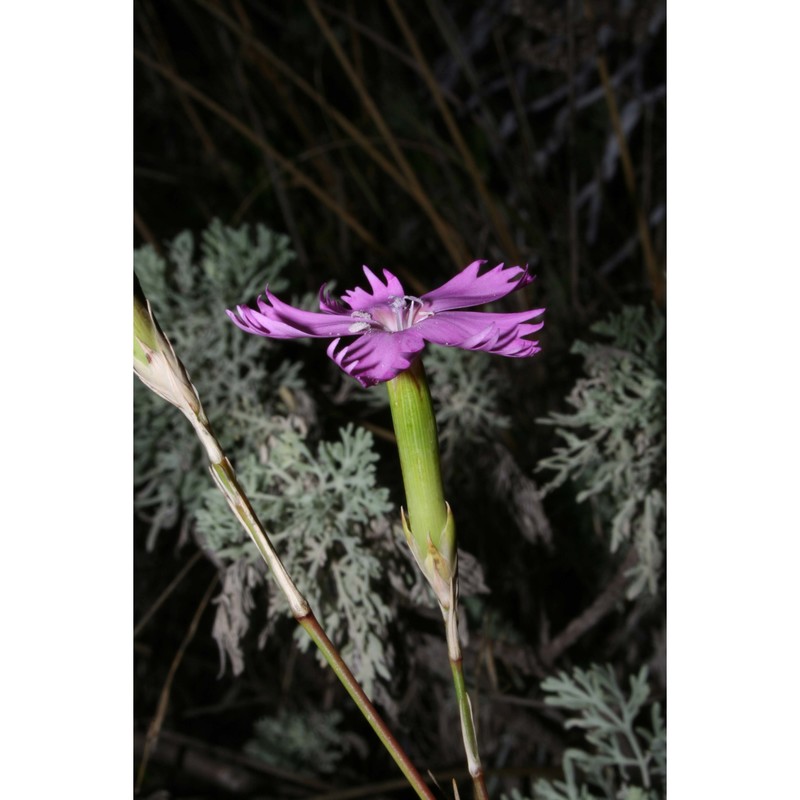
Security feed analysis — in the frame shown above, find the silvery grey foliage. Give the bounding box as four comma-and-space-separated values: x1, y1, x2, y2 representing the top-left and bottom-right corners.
195, 421, 398, 696
490, 441, 553, 548
425, 345, 511, 468
531, 665, 665, 800
211, 559, 265, 677
244, 709, 365, 775
134, 220, 298, 550
427, 347, 554, 547
346, 344, 512, 463
381, 345, 554, 546
134, 221, 404, 695
537, 307, 665, 597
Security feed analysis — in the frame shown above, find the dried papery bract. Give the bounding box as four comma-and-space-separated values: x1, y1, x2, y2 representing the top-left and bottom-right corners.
134, 223, 400, 682
134, 283, 435, 800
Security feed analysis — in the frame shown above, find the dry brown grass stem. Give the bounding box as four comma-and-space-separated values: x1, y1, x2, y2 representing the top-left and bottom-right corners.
135, 728, 331, 791
319, 0, 461, 109
139, 0, 241, 196
304, 0, 469, 268
584, 0, 665, 306
138, 0, 216, 161
190, 0, 410, 193
225, 29, 311, 266
133, 548, 204, 638
136, 573, 220, 792
387, 0, 523, 266
193, 0, 471, 268
229, 0, 340, 192
135, 47, 387, 256
134, 207, 162, 253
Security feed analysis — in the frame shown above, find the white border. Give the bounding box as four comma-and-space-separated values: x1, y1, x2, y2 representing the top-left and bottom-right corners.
2, 2, 131, 794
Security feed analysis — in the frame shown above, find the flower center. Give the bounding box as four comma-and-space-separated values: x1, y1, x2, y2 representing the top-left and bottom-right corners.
349, 295, 433, 334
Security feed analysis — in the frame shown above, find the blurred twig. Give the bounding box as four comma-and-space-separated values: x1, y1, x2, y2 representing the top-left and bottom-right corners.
136, 572, 220, 791
584, 0, 665, 306
138, 0, 228, 169
192, 0, 408, 189
135, 727, 331, 792
387, 0, 522, 266
134, 47, 388, 256
193, 0, 475, 270
321, 0, 455, 97
133, 548, 204, 638
304, 0, 469, 267
231, 0, 341, 190
220, 21, 311, 266
299, 764, 563, 800
134, 207, 162, 254
567, 0, 582, 314
540, 548, 638, 667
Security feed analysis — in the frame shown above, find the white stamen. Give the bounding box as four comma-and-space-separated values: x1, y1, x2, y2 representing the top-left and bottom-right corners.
350, 295, 432, 333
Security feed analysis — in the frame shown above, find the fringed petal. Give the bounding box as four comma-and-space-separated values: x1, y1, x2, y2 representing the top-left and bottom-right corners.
226, 288, 356, 339
326, 329, 425, 386
341, 267, 406, 311
415, 308, 544, 357
421, 261, 533, 312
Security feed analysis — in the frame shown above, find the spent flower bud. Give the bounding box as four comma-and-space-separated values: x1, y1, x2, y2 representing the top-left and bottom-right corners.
133, 292, 206, 424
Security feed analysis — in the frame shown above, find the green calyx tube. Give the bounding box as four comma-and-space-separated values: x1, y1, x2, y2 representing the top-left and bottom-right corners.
386, 357, 456, 606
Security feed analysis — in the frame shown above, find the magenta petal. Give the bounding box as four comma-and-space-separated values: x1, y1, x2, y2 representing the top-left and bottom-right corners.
415, 308, 544, 357
326, 329, 425, 386
318, 283, 348, 314
228, 261, 544, 383
341, 267, 406, 311
254, 290, 356, 337
226, 306, 317, 339
421, 261, 533, 312
224, 289, 356, 339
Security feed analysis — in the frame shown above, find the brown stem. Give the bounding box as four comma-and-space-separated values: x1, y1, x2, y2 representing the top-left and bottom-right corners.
304, 0, 469, 268
386, 0, 521, 266
298, 612, 436, 800
192, 0, 409, 191
134, 48, 387, 257
584, 0, 665, 306
136, 573, 220, 791
133, 548, 204, 638
135, 727, 331, 792
133, 207, 161, 254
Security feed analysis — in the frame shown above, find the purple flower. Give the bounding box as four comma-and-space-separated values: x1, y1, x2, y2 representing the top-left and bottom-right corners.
227, 260, 544, 386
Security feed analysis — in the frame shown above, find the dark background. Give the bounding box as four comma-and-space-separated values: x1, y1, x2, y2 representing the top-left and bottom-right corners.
134, 1, 666, 797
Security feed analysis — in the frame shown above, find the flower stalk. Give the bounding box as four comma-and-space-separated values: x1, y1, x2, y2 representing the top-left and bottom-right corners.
134, 288, 435, 800
386, 357, 489, 799
224, 258, 544, 796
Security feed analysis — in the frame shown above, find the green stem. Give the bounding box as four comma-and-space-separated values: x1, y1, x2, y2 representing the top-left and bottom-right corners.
450, 658, 489, 800
134, 293, 433, 798
386, 356, 490, 800
207, 442, 434, 799
300, 614, 435, 800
